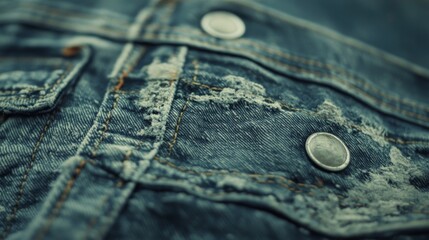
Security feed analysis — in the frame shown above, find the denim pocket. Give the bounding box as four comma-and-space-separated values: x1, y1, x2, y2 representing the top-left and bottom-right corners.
0, 45, 91, 113
144, 47, 429, 238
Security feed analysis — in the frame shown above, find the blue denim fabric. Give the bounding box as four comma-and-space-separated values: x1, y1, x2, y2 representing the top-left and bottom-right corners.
0, 0, 429, 239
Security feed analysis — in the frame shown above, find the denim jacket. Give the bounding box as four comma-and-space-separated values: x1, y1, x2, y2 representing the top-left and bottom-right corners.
0, 0, 428, 239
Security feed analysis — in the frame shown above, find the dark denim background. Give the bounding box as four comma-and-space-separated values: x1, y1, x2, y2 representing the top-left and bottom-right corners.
0, 0, 428, 239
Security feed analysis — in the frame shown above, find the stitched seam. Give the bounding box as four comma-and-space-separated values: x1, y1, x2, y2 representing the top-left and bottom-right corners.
1, 109, 58, 239
34, 159, 87, 240
142, 29, 429, 112
0, 12, 421, 111
183, 79, 429, 145
90, 48, 145, 157
0, 61, 69, 93
167, 97, 190, 157
7, 0, 425, 91
155, 59, 322, 193
85, 157, 315, 196
89, 92, 121, 157
34, 46, 145, 238
1, 18, 426, 111
0, 14, 425, 111
48, 63, 74, 95
137, 175, 429, 216
83, 151, 130, 240
0, 62, 74, 100
92, 155, 129, 238
0, 87, 46, 94
155, 32, 429, 121
144, 26, 429, 111
165, 59, 198, 156
152, 156, 320, 191
149, 174, 314, 197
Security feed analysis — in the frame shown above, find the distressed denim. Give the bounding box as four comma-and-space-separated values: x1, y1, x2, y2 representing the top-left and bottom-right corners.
1, 0, 429, 239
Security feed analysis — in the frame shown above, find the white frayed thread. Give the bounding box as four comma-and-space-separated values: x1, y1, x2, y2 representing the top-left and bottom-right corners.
216, 175, 247, 190
137, 47, 188, 153
338, 146, 425, 220
190, 75, 282, 110
292, 146, 427, 233
316, 100, 387, 146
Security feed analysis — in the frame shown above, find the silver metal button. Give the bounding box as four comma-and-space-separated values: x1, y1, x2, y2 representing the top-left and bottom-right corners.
201, 11, 245, 39
305, 132, 350, 172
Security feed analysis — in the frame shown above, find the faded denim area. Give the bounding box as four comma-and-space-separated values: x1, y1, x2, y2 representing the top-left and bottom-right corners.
0, 0, 429, 240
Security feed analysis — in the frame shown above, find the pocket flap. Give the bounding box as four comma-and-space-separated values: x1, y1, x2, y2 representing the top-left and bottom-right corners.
0, 45, 91, 113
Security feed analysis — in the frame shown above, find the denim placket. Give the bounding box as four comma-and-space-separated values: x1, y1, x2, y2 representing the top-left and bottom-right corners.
9, 1, 189, 239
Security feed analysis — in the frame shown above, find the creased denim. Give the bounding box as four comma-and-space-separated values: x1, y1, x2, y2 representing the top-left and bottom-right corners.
0, 0, 429, 239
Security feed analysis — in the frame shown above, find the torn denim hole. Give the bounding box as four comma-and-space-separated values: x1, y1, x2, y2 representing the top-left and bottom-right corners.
190, 75, 283, 110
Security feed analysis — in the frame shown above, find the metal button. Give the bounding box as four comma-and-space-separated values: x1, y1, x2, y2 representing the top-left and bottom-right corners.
201, 11, 245, 39
305, 132, 350, 172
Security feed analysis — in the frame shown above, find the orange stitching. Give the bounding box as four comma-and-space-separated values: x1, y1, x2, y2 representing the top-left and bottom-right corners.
2, 109, 58, 239
167, 98, 191, 157
62, 46, 82, 57
90, 93, 121, 157
165, 59, 198, 156
142, 29, 429, 113
145, 25, 429, 111
201, 34, 425, 121
6, 0, 425, 102
0, 11, 426, 111
2, 16, 426, 112
183, 59, 224, 91
34, 47, 146, 238
91, 48, 146, 157
182, 79, 429, 145
116, 47, 147, 89
114, 71, 127, 91
35, 159, 87, 240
